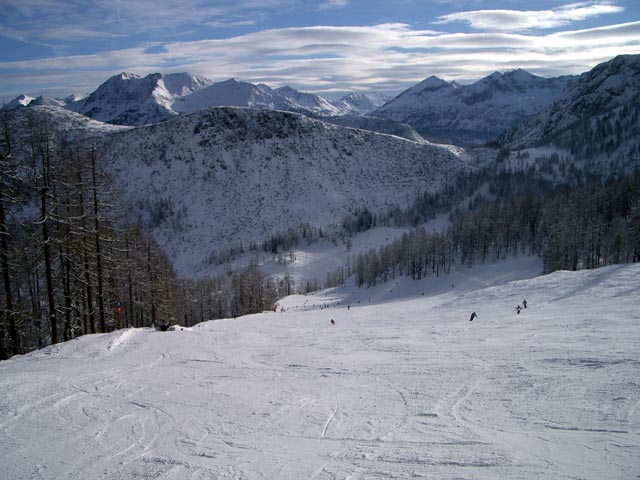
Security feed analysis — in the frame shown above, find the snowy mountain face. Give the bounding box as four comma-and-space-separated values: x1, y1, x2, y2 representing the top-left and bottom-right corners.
172, 79, 343, 116
330, 92, 391, 115
73, 72, 213, 125
373, 71, 574, 145
29, 95, 67, 108
1, 94, 35, 110
275, 86, 342, 115
96, 107, 472, 275
502, 54, 640, 166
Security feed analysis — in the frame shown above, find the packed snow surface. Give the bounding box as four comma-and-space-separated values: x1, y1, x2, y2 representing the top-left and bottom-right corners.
1, 259, 639, 479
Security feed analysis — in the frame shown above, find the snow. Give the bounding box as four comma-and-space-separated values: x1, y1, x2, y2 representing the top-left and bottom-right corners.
373, 70, 574, 144
1, 94, 34, 110
2, 259, 639, 479
100, 107, 475, 276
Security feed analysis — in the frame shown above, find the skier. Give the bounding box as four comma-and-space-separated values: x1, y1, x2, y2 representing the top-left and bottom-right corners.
469, 311, 477, 322
523, 299, 528, 308
516, 305, 522, 314
330, 319, 335, 325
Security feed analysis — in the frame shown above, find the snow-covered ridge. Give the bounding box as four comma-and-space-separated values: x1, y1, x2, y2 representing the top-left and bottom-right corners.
373, 69, 575, 145
73, 72, 214, 125
502, 54, 640, 165
99, 106, 473, 275
4, 73, 391, 126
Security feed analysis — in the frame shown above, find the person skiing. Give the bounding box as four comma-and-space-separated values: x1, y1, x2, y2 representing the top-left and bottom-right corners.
516, 305, 522, 314
469, 311, 477, 322
523, 299, 528, 308
330, 319, 335, 325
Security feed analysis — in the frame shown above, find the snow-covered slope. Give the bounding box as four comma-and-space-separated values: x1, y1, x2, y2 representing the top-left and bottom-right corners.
74, 72, 213, 125
7, 106, 130, 139
502, 54, 640, 166
28, 95, 68, 108
374, 71, 574, 144
99, 107, 472, 275
172, 79, 342, 116
1, 94, 35, 110
330, 92, 390, 115
1, 260, 638, 479
319, 115, 426, 143
276, 86, 342, 115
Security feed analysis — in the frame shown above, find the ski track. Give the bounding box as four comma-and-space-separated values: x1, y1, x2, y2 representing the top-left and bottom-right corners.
1, 262, 639, 479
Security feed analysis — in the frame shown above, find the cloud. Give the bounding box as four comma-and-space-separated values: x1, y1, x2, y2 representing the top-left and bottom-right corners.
1, 21, 639, 98
0, 0, 290, 43
318, 0, 348, 10
435, 1, 624, 32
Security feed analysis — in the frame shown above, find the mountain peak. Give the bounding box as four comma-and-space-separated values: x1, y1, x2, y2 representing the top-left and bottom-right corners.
1, 94, 34, 110
415, 75, 450, 90
118, 72, 141, 81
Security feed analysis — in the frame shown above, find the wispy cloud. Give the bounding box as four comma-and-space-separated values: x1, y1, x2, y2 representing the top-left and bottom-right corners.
319, 0, 348, 10
435, 1, 624, 32
2, 20, 639, 98
0, 0, 290, 44
0, 1, 639, 98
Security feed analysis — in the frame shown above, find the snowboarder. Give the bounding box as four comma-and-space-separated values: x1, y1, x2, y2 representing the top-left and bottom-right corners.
469, 312, 477, 322
523, 299, 528, 308
516, 305, 522, 314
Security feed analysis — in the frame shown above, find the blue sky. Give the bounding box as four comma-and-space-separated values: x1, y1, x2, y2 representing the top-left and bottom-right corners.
1, 0, 639, 100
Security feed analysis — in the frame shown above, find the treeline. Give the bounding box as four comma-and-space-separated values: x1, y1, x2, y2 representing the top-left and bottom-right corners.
0, 112, 278, 360
344, 173, 640, 288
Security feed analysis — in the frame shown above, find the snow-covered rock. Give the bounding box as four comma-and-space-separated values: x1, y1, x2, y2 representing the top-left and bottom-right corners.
1, 94, 34, 110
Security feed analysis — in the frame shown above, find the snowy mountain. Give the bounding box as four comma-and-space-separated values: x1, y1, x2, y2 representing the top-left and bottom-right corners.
4, 104, 473, 276
28, 95, 67, 108
373, 70, 574, 145
501, 54, 640, 166
73, 72, 213, 125
1, 258, 638, 479
276, 85, 342, 115
173, 79, 343, 116
96, 107, 471, 275
330, 91, 390, 115
1, 94, 35, 110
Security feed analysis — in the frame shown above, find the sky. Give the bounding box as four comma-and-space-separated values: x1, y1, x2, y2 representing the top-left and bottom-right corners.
1, 0, 639, 100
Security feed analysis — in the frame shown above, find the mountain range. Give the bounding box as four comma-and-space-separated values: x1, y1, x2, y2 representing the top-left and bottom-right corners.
372, 70, 575, 145
3, 73, 390, 125
3, 67, 577, 145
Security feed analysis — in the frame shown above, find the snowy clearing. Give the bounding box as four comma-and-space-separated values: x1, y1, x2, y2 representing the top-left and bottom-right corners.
1, 259, 639, 479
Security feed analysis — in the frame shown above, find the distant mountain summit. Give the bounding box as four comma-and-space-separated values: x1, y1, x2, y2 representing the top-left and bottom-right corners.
72, 72, 213, 125
330, 92, 390, 115
171, 79, 342, 116
502, 54, 640, 165
374, 70, 574, 144
2, 94, 35, 110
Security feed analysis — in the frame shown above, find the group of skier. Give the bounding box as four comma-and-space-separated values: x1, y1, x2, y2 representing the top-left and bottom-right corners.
469, 298, 528, 321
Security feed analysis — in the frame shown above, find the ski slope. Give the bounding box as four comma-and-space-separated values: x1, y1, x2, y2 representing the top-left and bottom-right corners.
1, 259, 639, 479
